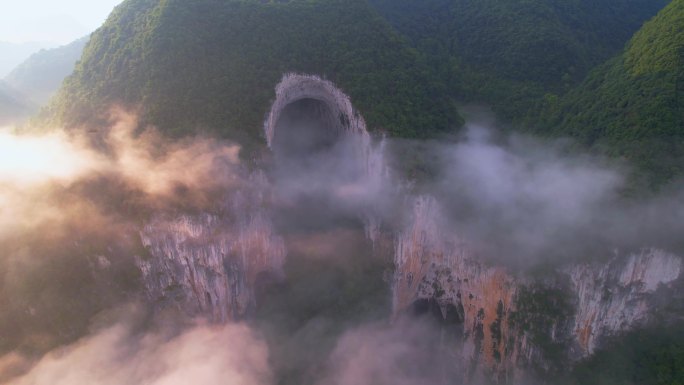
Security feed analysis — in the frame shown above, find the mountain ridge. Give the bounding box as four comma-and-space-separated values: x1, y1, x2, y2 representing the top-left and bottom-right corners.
534, 0, 684, 186
45, 0, 463, 146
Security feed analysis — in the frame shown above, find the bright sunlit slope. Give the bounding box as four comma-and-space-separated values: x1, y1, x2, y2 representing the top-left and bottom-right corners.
44, 0, 462, 145
535, 0, 684, 187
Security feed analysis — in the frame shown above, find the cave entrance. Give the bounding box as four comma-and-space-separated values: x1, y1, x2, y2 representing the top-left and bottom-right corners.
271, 97, 345, 172
270, 97, 366, 233
411, 298, 465, 329
410, 298, 465, 350
409, 298, 466, 382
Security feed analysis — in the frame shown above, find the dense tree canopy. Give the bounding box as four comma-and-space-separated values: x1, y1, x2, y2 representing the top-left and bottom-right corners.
560, 323, 684, 385
46, 0, 462, 146
534, 0, 684, 186
41, 0, 681, 182
367, 0, 668, 120
27, 0, 684, 381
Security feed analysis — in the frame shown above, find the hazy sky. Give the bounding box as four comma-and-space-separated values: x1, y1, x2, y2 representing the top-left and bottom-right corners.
0, 0, 124, 44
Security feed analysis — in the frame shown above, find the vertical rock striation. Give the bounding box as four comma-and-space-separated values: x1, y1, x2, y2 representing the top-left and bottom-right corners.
133, 73, 683, 382
136, 174, 286, 322
568, 248, 682, 354
392, 195, 683, 381
392, 196, 519, 379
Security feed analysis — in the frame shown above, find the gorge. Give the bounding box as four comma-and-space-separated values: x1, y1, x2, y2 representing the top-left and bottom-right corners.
132, 74, 684, 383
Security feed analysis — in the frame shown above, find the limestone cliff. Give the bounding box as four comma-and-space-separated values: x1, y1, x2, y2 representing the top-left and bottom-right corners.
136, 174, 286, 321
133, 74, 683, 383
392, 195, 683, 380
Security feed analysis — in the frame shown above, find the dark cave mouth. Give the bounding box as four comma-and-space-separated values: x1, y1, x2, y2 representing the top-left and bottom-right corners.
269, 96, 366, 191
411, 298, 465, 329
271, 97, 344, 162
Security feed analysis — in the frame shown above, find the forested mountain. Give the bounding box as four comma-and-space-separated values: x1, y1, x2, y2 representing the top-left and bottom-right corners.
0, 41, 51, 78
535, 0, 684, 186
39, 0, 681, 183
366, 0, 681, 186
46, 0, 462, 145
0, 81, 32, 125
560, 322, 684, 385
5, 1, 684, 385
4, 37, 88, 105
367, 0, 669, 120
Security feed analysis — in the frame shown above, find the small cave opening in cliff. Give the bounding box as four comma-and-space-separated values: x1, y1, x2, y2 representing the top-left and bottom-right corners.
408, 298, 466, 381
411, 298, 465, 352
411, 298, 465, 329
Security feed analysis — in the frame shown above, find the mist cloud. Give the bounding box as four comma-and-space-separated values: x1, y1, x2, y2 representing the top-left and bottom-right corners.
0, 110, 249, 364
0, 109, 243, 241
2, 99, 684, 385
383, 118, 684, 267
3, 317, 272, 385
318, 318, 463, 385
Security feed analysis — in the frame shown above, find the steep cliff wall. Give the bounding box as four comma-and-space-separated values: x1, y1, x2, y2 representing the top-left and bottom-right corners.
136, 174, 286, 321
568, 248, 682, 353
136, 74, 381, 322
392, 195, 683, 381
132, 73, 683, 382
393, 196, 520, 380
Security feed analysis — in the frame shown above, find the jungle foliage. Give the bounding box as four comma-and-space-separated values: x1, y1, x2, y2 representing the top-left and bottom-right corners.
46, 0, 462, 147
534, 0, 684, 186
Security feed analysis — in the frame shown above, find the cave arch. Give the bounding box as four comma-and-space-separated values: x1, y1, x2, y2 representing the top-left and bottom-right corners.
270, 97, 343, 161
264, 73, 369, 149
263, 74, 385, 233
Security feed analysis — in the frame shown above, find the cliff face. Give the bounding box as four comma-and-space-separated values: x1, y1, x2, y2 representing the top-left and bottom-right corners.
569, 248, 682, 354
136, 174, 286, 321
132, 73, 683, 382
393, 196, 521, 379
392, 195, 683, 380
136, 74, 378, 322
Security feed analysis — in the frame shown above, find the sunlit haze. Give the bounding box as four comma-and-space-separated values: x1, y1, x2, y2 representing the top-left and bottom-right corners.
0, 0, 124, 44
0, 1, 681, 384
0, 129, 98, 185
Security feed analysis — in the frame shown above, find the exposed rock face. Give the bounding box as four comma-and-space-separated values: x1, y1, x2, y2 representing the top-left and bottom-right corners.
136, 174, 286, 322
264, 73, 368, 148
569, 248, 682, 353
136, 74, 378, 322
393, 196, 520, 379
134, 73, 683, 383
392, 195, 683, 381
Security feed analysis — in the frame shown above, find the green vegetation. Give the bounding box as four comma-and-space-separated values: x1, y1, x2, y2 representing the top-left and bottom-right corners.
534, 0, 684, 186
46, 0, 462, 147
41, 0, 680, 184
509, 280, 574, 376
365, 0, 684, 187
0, 225, 141, 356
7, 0, 684, 381
560, 324, 684, 385
4, 37, 88, 105
368, 0, 668, 121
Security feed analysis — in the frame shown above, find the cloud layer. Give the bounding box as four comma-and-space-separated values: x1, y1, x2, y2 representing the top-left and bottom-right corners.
4, 317, 272, 385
